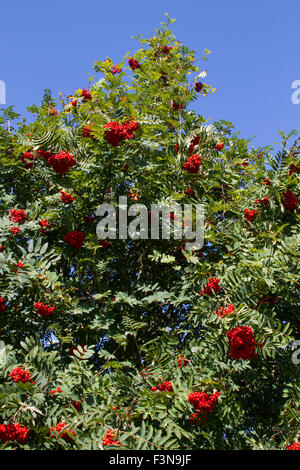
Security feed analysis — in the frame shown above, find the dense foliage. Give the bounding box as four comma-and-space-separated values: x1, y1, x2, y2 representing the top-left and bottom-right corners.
0, 16, 299, 450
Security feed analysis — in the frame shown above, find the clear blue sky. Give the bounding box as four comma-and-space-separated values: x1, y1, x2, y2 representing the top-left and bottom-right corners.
1, 0, 299, 149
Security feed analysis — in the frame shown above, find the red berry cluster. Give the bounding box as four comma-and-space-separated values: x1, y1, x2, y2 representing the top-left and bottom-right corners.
215, 304, 235, 318
9, 367, 32, 383
22, 152, 35, 168
48, 151, 76, 174
0, 297, 5, 312
244, 209, 259, 222
98, 239, 111, 248
227, 325, 260, 360
60, 190, 74, 204
188, 135, 202, 155
183, 154, 201, 173
255, 197, 269, 208
10, 226, 20, 235
39, 219, 54, 234
0, 423, 30, 444
200, 277, 221, 296
103, 120, 139, 147
110, 65, 122, 75
151, 381, 173, 392
80, 89, 92, 102
128, 58, 141, 70
171, 100, 184, 111
264, 178, 271, 186
34, 302, 55, 318
162, 45, 173, 54
184, 187, 195, 197
289, 163, 300, 175
9, 209, 27, 225
282, 189, 298, 211
14, 262, 25, 273
194, 82, 203, 92
154, 45, 173, 57
64, 230, 85, 249
286, 442, 300, 450
49, 108, 58, 116
215, 142, 224, 151
103, 429, 120, 446
177, 356, 188, 367
188, 391, 220, 423
82, 125, 93, 138
50, 386, 62, 394
49, 422, 76, 442
169, 211, 177, 221
37, 149, 52, 160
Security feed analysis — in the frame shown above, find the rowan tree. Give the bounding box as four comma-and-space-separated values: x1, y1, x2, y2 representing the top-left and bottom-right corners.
0, 16, 299, 450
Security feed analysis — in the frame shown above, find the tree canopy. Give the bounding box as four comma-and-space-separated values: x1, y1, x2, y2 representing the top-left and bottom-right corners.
0, 16, 299, 450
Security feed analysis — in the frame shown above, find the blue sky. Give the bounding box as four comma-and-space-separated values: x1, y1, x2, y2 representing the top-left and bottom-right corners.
1, 0, 299, 149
